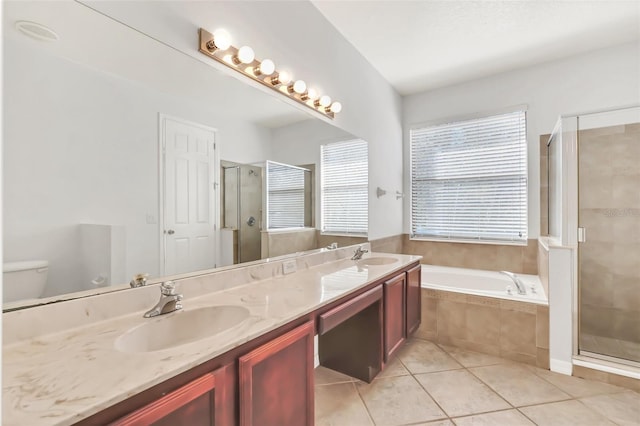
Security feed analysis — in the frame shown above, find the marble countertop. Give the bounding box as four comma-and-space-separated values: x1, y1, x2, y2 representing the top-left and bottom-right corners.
3, 251, 421, 426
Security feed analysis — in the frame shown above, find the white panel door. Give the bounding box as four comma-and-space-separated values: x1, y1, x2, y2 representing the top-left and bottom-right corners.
163, 117, 216, 276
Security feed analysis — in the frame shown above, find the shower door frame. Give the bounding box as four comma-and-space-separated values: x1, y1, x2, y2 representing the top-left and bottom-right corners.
572, 106, 640, 368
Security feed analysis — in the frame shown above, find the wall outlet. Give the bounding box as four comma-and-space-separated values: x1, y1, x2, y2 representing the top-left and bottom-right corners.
282, 260, 297, 275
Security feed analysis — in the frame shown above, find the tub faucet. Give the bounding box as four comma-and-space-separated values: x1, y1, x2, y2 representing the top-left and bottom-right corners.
500, 271, 526, 295
326, 242, 338, 250
144, 281, 183, 318
351, 246, 369, 260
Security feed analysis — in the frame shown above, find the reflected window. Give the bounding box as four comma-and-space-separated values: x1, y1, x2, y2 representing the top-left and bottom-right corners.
266, 161, 309, 229
321, 139, 368, 236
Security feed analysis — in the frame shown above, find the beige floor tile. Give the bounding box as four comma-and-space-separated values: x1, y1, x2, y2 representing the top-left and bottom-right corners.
413, 421, 454, 426
453, 409, 535, 426
315, 366, 355, 385
579, 391, 640, 426
438, 344, 506, 368
533, 367, 627, 398
356, 375, 446, 425
398, 339, 462, 374
519, 399, 617, 425
377, 356, 410, 379
315, 382, 373, 426
415, 369, 510, 417
469, 364, 571, 407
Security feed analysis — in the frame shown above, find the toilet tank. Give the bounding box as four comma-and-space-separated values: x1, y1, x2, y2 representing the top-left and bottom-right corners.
3, 260, 49, 303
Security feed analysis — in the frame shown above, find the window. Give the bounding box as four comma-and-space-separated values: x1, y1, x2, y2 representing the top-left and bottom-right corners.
411, 110, 527, 243
266, 161, 308, 229
321, 139, 368, 235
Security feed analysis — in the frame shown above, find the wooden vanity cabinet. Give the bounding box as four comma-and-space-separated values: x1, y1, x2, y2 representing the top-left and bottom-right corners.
406, 264, 422, 335
111, 363, 235, 426
239, 320, 314, 426
384, 273, 406, 361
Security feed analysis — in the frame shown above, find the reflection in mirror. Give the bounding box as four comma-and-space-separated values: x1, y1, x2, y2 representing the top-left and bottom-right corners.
220, 161, 263, 264
265, 161, 312, 230
2, 1, 363, 310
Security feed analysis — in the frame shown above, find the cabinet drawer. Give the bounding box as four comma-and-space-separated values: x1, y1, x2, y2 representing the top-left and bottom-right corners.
318, 285, 383, 335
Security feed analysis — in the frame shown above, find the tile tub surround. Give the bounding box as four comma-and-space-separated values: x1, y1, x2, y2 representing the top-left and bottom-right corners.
414, 288, 550, 369
315, 233, 404, 254
3, 246, 421, 426
261, 227, 318, 258
315, 338, 639, 426
403, 236, 538, 275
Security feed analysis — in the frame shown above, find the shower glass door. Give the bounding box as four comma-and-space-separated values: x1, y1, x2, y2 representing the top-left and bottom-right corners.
578, 107, 640, 365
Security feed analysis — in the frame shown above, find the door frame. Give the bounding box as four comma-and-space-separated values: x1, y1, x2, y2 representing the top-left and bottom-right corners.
158, 113, 219, 276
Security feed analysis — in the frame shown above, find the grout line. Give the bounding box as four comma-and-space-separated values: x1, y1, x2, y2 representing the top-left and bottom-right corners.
515, 406, 541, 425
351, 378, 379, 426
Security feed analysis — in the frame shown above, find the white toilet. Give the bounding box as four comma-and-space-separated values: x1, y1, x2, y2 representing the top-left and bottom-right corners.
3, 260, 49, 303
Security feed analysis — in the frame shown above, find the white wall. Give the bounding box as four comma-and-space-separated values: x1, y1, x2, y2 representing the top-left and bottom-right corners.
3, 39, 272, 296
403, 41, 640, 238
83, 0, 405, 241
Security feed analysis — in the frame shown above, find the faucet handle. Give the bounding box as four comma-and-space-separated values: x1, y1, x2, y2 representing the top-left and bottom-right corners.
160, 281, 178, 296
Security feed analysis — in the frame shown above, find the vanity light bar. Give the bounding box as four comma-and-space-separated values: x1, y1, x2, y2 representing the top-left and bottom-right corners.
198, 28, 340, 119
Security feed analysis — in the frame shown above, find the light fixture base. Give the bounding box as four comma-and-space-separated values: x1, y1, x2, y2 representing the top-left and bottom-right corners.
198, 28, 335, 120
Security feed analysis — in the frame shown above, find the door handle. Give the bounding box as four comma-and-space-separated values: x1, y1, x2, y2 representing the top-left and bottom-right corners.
166, 229, 175, 235
246, 216, 256, 226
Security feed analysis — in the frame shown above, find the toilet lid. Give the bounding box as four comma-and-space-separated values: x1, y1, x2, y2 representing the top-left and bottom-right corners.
3, 260, 49, 273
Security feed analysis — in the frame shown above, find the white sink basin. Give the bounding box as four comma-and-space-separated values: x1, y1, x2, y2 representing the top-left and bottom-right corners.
115, 305, 250, 353
357, 256, 398, 266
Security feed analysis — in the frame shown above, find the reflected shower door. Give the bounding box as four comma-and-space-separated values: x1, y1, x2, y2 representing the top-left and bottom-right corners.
578, 107, 640, 365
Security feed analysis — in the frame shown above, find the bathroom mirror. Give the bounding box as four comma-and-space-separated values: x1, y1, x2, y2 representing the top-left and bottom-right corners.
2, 0, 359, 310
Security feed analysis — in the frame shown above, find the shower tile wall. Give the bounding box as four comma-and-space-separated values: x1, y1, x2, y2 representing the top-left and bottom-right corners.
579, 122, 640, 363
540, 134, 550, 236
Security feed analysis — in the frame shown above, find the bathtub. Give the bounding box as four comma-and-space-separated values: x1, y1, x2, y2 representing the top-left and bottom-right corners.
421, 265, 548, 305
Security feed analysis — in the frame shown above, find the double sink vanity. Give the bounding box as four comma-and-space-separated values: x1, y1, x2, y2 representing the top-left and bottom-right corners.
3, 245, 422, 425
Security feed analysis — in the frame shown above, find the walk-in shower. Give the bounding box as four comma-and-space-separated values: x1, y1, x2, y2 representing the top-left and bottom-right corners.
547, 106, 639, 371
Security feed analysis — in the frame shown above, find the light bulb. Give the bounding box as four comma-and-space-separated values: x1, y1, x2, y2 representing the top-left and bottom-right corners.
302, 87, 317, 101
289, 80, 306, 94
315, 95, 331, 108
306, 88, 318, 99
271, 70, 291, 86
210, 29, 231, 51
329, 101, 342, 113
255, 59, 275, 76
235, 46, 255, 64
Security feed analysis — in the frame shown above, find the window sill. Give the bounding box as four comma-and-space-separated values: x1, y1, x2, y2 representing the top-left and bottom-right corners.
410, 236, 528, 247
321, 232, 368, 238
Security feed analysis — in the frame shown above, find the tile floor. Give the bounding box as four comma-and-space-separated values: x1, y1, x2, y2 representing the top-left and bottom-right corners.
315, 338, 640, 426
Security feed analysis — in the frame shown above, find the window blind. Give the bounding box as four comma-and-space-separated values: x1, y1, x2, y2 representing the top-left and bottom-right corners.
411, 110, 528, 243
266, 161, 306, 229
321, 139, 368, 235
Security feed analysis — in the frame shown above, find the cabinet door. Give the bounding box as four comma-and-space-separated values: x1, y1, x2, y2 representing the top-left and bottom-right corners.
384, 273, 406, 361
239, 320, 314, 426
111, 363, 235, 426
406, 264, 422, 336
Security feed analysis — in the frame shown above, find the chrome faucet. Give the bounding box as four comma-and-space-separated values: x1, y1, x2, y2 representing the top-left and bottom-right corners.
130, 273, 149, 288
144, 281, 183, 318
500, 271, 527, 295
351, 246, 369, 260
326, 242, 338, 250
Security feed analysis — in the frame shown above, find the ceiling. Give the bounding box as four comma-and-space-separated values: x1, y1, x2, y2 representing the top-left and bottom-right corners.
312, 0, 640, 96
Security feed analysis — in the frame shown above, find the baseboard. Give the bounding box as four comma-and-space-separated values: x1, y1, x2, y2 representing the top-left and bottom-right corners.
550, 359, 573, 375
